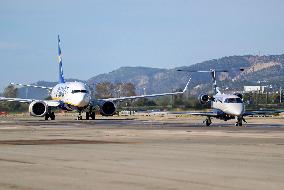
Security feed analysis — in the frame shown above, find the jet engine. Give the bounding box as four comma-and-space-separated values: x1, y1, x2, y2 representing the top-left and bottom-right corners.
234, 93, 243, 100
198, 93, 210, 104
29, 101, 48, 117
99, 101, 116, 116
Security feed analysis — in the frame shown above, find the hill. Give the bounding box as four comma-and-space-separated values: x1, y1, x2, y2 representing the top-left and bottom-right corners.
88, 54, 284, 95
13, 54, 284, 99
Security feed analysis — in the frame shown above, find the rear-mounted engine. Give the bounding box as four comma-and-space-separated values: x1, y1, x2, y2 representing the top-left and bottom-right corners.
198, 93, 210, 104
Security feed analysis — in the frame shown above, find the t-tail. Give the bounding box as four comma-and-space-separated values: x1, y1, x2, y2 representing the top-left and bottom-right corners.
210, 70, 218, 94
177, 69, 228, 95
58, 35, 65, 83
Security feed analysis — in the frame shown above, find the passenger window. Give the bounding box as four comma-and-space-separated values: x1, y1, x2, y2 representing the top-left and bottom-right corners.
224, 98, 243, 103
71, 90, 88, 94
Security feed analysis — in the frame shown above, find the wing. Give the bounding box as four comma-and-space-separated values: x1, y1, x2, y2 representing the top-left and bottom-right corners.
0, 97, 60, 107
243, 110, 283, 116
99, 77, 191, 102
101, 91, 183, 102
0, 97, 35, 103
172, 111, 219, 117
10, 83, 53, 90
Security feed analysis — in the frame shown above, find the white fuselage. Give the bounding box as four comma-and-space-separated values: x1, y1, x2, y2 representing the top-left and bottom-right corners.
50, 82, 91, 109
212, 94, 244, 116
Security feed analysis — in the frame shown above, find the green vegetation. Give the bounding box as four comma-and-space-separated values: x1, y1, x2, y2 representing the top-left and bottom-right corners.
243, 92, 284, 110
95, 82, 136, 99
118, 95, 211, 111
0, 85, 28, 112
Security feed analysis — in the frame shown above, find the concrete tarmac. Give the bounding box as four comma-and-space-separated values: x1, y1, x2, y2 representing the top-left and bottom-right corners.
0, 115, 284, 190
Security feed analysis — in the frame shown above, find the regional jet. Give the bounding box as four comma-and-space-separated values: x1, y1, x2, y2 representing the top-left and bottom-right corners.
0, 36, 190, 120
177, 69, 276, 126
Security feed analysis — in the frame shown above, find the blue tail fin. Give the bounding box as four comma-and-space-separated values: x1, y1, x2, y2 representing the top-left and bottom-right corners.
58, 35, 65, 83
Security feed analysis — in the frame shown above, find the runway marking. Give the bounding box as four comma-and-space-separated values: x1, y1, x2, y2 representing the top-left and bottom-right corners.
0, 139, 134, 145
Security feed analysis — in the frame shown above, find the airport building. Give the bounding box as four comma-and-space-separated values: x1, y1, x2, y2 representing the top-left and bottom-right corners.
244, 86, 266, 93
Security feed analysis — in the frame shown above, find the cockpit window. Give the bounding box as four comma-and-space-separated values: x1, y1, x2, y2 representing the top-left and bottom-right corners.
71, 90, 88, 94
224, 98, 243, 103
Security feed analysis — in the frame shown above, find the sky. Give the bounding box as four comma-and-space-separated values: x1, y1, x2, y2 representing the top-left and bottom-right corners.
0, 0, 284, 92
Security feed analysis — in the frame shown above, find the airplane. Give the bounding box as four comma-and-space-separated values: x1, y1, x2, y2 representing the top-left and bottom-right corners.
0, 35, 191, 120
177, 69, 251, 126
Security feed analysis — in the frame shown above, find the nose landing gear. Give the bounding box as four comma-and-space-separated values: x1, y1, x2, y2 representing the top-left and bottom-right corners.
76, 110, 96, 120
235, 116, 245, 126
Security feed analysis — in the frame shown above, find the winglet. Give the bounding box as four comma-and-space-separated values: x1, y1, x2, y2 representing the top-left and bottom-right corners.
182, 77, 191, 93
10, 83, 53, 90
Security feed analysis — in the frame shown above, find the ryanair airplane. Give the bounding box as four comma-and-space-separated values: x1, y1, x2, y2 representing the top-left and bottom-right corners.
0, 36, 190, 120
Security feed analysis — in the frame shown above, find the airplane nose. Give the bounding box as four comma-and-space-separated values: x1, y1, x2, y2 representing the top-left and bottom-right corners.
231, 109, 242, 116
230, 104, 244, 116
225, 103, 244, 116
82, 94, 91, 105
75, 94, 90, 107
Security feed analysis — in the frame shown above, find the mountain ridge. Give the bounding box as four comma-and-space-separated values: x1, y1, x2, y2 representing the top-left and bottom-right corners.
13, 54, 284, 99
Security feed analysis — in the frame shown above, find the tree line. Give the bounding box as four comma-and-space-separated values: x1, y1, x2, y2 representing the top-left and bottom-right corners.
0, 85, 28, 112
94, 82, 136, 98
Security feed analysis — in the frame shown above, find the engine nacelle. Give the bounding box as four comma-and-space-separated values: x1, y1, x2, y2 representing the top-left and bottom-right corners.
29, 101, 48, 117
99, 101, 116, 116
234, 93, 243, 100
198, 93, 210, 104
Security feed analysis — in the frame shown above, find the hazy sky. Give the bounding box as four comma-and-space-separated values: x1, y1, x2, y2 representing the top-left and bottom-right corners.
0, 0, 284, 91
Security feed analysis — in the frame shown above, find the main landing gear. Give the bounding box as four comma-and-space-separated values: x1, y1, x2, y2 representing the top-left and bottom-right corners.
45, 112, 55, 120
235, 116, 246, 126
203, 117, 212, 126
235, 117, 242, 126
77, 112, 83, 120
77, 111, 96, 120
235, 117, 247, 126
86, 111, 96, 120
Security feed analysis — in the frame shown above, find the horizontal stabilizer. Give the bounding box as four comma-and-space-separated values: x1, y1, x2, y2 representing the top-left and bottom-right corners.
177, 69, 229, 73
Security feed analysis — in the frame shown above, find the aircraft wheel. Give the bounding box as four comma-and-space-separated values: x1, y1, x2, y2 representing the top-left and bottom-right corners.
44, 114, 49, 120
50, 112, 55, 120
90, 112, 96, 120
86, 112, 90, 120
236, 117, 242, 126
205, 118, 211, 126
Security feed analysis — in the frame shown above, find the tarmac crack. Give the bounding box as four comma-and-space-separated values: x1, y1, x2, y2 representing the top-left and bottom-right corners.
0, 139, 133, 145
0, 158, 34, 164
